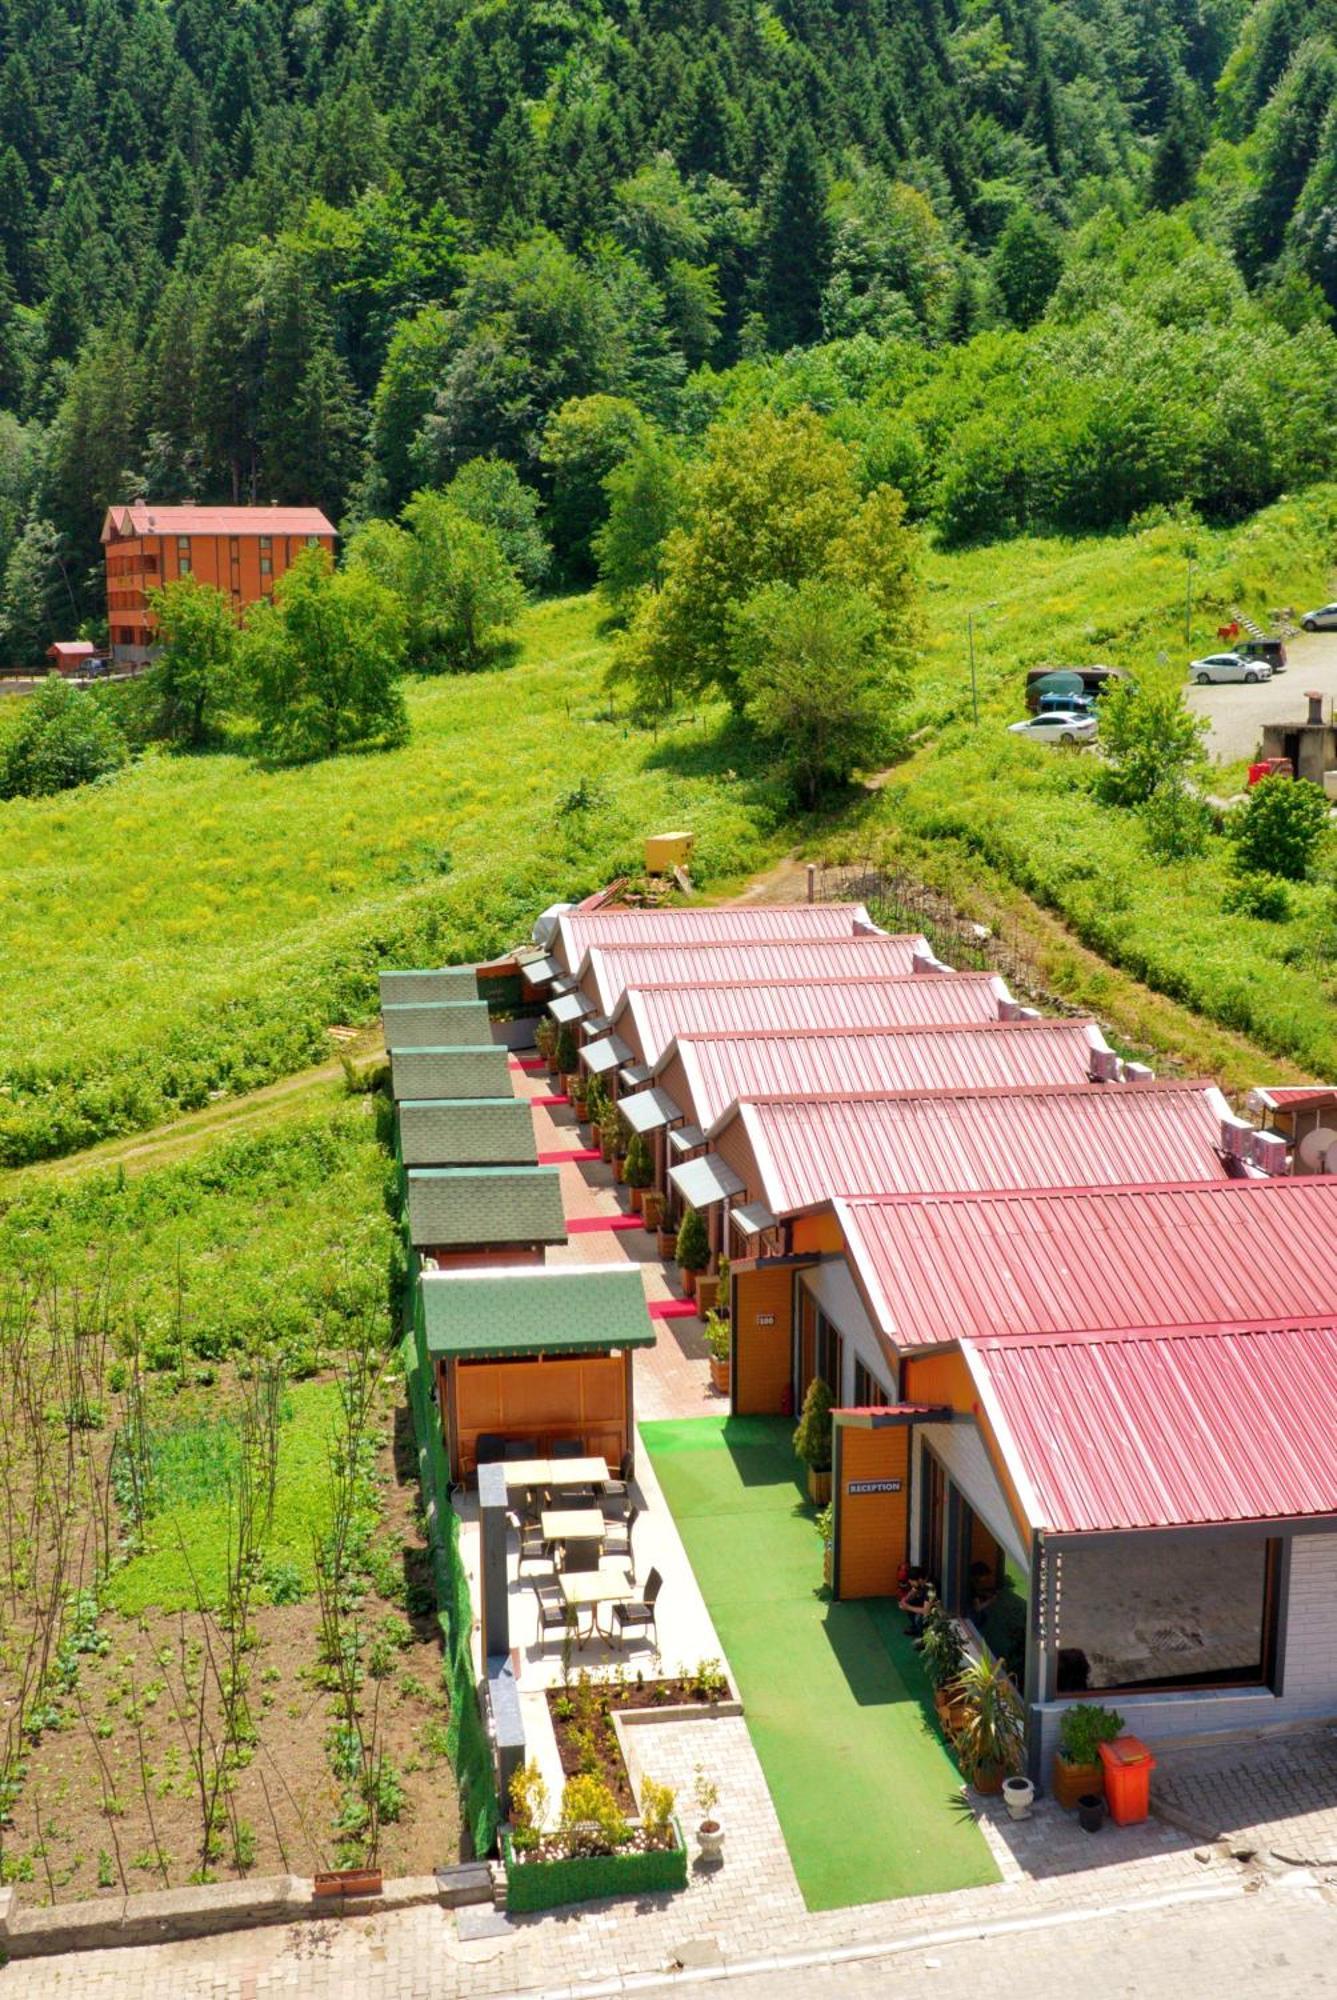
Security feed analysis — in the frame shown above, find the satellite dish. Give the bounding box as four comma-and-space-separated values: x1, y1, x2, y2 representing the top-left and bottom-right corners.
1298, 1126, 1337, 1171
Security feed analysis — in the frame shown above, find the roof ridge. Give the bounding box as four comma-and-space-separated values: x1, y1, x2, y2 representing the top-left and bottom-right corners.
837, 1175, 1311, 1210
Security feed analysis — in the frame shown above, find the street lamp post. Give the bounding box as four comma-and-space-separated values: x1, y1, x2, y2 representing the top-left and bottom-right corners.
968, 611, 979, 725
1185, 559, 1195, 644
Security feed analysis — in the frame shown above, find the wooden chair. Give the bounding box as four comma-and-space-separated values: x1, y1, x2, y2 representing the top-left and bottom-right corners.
611, 1566, 662, 1650
532, 1580, 568, 1646
518, 1521, 553, 1573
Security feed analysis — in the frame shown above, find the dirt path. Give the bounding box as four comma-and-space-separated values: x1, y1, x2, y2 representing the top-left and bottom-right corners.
0, 1028, 384, 1195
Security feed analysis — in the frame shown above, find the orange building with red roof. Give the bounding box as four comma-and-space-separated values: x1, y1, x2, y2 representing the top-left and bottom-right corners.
101, 502, 337, 662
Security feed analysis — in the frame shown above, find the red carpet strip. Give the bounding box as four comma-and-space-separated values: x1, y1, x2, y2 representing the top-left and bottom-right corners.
565, 1214, 644, 1233
647, 1298, 699, 1320
538, 1148, 601, 1164
508, 1057, 548, 1072
531, 1093, 568, 1107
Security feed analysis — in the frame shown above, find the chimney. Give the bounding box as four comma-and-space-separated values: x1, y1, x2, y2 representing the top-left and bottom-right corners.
1250, 1130, 1289, 1176
998, 998, 1021, 1020
1089, 1048, 1120, 1083
1219, 1113, 1252, 1161
911, 948, 952, 976
1121, 1060, 1155, 1083
1307, 691, 1324, 727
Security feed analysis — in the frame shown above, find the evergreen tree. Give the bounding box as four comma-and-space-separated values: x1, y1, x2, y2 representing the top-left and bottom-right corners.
760, 128, 832, 349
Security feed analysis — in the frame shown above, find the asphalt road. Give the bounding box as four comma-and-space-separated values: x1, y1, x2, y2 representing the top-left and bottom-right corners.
1184, 627, 1337, 766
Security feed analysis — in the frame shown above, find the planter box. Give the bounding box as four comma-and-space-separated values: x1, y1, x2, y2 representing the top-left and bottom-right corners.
1053, 1756, 1104, 1810
642, 1194, 663, 1232
709, 1355, 731, 1396
502, 1828, 687, 1914
628, 1184, 644, 1213
657, 1228, 677, 1256
695, 1276, 719, 1319
313, 1868, 382, 1899
806, 1466, 832, 1506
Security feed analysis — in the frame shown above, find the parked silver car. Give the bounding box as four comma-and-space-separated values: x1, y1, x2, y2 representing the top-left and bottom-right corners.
1188, 652, 1271, 685
1301, 603, 1337, 632
1007, 709, 1098, 746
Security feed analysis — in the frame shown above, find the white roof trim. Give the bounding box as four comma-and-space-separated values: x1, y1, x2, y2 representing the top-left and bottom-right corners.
668, 1154, 745, 1209
914, 1420, 1031, 1571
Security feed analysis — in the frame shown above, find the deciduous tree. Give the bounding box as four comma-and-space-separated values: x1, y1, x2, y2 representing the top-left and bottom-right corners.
241, 546, 407, 762
143, 575, 238, 746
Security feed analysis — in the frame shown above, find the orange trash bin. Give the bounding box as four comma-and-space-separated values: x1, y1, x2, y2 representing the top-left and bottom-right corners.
1098, 1735, 1157, 1825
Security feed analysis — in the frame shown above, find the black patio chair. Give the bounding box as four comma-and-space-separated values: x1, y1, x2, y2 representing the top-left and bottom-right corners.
551, 1439, 584, 1459
518, 1521, 553, 1573
611, 1566, 662, 1650
475, 1433, 506, 1466
532, 1580, 568, 1646
603, 1503, 637, 1559
503, 1438, 538, 1462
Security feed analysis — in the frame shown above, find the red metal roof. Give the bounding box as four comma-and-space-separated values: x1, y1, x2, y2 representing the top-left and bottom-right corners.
619, 974, 1011, 1065
670, 1021, 1106, 1129
966, 1321, 1337, 1531
555, 902, 877, 973
102, 503, 336, 541
731, 1082, 1231, 1214
582, 936, 930, 1015
1253, 1086, 1337, 1111
835, 1176, 1337, 1351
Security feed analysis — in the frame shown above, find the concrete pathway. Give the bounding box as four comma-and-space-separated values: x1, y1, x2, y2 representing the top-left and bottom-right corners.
1155, 1729, 1337, 1865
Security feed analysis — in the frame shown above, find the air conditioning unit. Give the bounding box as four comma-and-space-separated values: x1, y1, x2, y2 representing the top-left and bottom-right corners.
1089, 1049, 1120, 1082
1249, 1130, 1289, 1176
1219, 1114, 1253, 1160
998, 999, 1022, 1021
911, 948, 952, 976
1121, 1061, 1155, 1083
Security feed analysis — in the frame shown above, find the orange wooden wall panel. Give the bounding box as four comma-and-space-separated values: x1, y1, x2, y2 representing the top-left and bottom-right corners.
791, 1212, 844, 1254
449, 1353, 628, 1477
836, 1424, 909, 1599
734, 1265, 794, 1414
710, 1123, 760, 1204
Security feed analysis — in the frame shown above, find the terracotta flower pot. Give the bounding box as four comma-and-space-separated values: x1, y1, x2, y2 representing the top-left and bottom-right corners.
1053, 1756, 1103, 1811
657, 1227, 678, 1257
806, 1466, 831, 1506
680, 1267, 697, 1298
642, 1192, 663, 1232
969, 1761, 1005, 1797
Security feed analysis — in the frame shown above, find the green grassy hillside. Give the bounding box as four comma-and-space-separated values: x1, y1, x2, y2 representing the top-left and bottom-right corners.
0, 598, 782, 1165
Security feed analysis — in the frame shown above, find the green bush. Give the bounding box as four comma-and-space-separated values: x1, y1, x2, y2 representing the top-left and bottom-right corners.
0, 676, 129, 799
1230, 777, 1330, 882
674, 1206, 709, 1275
1057, 1704, 1125, 1765
793, 1375, 834, 1472
1223, 872, 1292, 922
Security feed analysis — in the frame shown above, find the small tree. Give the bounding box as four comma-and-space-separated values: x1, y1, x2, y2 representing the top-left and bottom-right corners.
733, 578, 904, 805
144, 575, 238, 747
553, 1022, 578, 1075
1231, 775, 1330, 882
593, 433, 684, 617
445, 458, 551, 592
0, 675, 129, 799
674, 1206, 709, 1276
793, 1375, 834, 1472
1097, 679, 1207, 808
623, 1131, 653, 1190
242, 546, 408, 763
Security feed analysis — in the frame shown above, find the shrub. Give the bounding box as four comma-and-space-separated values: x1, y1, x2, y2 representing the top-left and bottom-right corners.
557, 1774, 629, 1856
0, 676, 129, 799
622, 1131, 653, 1189
1141, 777, 1212, 860
1230, 776, 1330, 882
638, 1777, 677, 1846
1223, 872, 1292, 921
793, 1375, 834, 1472
509, 1760, 549, 1854
1057, 1703, 1125, 1765
951, 1646, 1025, 1782
702, 1309, 730, 1363
1096, 680, 1206, 809
674, 1206, 709, 1275
553, 1023, 578, 1074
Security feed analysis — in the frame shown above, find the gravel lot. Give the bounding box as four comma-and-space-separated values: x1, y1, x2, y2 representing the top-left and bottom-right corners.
1186, 627, 1337, 766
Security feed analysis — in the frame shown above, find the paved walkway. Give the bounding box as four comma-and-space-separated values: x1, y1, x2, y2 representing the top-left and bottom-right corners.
1155, 1729, 1337, 1865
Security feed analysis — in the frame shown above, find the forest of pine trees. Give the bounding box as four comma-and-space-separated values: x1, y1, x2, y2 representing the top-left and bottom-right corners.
1, 0, 1337, 651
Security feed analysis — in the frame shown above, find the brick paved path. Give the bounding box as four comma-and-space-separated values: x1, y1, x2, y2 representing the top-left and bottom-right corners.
1154, 1729, 1337, 1865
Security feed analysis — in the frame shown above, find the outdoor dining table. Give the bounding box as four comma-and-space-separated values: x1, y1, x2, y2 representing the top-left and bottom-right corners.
541, 1508, 606, 1574
558, 1565, 633, 1646
501, 1456, 610, 1493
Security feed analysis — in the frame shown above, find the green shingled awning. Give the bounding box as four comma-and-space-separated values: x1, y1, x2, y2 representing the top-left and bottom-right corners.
397, 1098, 538, 1168
379, 966, 479, 1005
406, 1165, 567, 1249
420, 1264, 655, 1358
382, 1000, 492, 1049
390, 1045, 512, 1101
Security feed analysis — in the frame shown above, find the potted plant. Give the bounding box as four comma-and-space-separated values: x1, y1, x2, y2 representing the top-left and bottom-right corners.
657, 1208, 679, 1257
642, 1187, 664, 1233
1053, 1703, 1124, 1811
950, 1646, 1025, 1796
569, 1074, 589, 1121
793, 1375, 834, 1505
919, 1599, 966, 1733
536, 1018, 557, 1077
675, 1206, 710, 1298
584, 1075, 608, 1138
714, 1256, 731, 1319
814, 1502, 833, 1591
623, 1130, 653, 1213
703, 1310, 731, 1396
554, 1022, 579, 1093
599, 1108, 618, 1162
693, 1766, 723, 1861
695, 1268, 719, 1319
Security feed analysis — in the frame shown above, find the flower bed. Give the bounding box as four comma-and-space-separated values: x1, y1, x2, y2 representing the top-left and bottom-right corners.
546, 1665, 733, 1810
502, 1823, 687, 1913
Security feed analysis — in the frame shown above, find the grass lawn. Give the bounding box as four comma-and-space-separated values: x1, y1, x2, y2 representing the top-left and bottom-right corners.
642, 1415, 997, 1912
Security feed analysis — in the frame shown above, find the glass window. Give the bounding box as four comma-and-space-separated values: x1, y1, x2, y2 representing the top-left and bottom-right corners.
852, 1359, 888, 1407
259, 535, 271, 550
178, 556, 191, 574
1055, 1533, 1279, 1695
260, 556, 272, 576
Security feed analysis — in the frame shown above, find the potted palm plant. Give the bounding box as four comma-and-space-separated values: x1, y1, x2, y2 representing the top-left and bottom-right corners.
920, 1599, 966, 1733
1053, 1703, 1124, 1811
793, 1375, 834, 1505
951, 1646, 1025, 1796
703, 1310, 731, 1396
675, 1206, 709, 1298
623, 1130, 653, 1212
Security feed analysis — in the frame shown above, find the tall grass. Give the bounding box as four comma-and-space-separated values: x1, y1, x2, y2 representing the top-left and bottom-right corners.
0, 598, 781, 1164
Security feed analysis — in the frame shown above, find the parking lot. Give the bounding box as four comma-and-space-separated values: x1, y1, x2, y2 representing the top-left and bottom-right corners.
1186, 626, 1337, 764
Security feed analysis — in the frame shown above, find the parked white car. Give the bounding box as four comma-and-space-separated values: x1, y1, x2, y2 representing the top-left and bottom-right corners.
1189, 652, 1271, 685
1007, 709, 1098, 746
1301, 603, 1337, 632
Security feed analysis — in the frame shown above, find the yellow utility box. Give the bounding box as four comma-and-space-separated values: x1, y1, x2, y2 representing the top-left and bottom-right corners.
644, 830, 694, 874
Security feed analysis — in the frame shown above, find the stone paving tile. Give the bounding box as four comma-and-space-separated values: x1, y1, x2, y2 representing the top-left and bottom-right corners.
1153, 1728, 1337, 1863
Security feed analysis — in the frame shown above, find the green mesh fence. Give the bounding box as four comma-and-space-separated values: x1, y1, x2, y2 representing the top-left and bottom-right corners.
402, 1311, 500, 1857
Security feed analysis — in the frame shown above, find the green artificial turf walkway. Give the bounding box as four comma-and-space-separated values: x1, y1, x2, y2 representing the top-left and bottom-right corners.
642, 1414, 998, 1912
